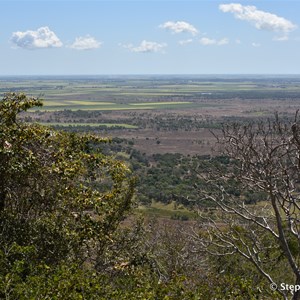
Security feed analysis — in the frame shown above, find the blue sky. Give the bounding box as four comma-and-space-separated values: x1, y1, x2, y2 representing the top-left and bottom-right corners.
0, 0, 299, 75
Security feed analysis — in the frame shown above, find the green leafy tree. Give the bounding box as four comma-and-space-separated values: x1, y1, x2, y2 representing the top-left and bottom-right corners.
0, 93, 135, 297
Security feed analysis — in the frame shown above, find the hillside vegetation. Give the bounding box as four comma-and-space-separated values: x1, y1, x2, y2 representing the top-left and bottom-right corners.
2, 86, 300, 299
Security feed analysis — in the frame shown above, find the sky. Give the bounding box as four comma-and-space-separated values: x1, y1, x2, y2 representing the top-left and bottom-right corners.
0, 0, 299, 75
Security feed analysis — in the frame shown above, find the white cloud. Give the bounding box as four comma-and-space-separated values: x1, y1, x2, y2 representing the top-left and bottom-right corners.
218, 38, 229, 45
219, 3, 297, 33
178, 39, 193, 45
199, 37, 229, 46
199, 37, 216, 45
69, 35, 102, 50
252, 42, 261, 47
273, 35, 289, 42
122, 40, 167, 53
160, 21, 198, 36
11, 26, 62, 49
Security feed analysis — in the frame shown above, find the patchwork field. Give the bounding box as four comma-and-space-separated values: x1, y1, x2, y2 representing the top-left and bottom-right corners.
37, 100, 197, 111
2, 75, 300, 156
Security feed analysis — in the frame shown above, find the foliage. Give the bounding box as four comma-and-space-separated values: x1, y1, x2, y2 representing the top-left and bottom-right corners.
0, 92, 290, 299
0, 93, 135, 297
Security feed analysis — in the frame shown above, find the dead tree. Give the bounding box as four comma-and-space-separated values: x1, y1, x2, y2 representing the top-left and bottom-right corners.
195, 112, 300, 300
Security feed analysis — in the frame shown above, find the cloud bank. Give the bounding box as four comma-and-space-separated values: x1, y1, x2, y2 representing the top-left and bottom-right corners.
160, 21, 198, 36
11, 26, 62, 49
219, 3, 297, 33
123, 40, 167, 53
70, 35, 101, 50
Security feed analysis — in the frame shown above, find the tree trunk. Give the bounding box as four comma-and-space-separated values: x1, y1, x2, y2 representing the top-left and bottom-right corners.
292, 277, 300, 300
0, 190, 5, 211
0, 174, 6, 211
292, 276, 300, 300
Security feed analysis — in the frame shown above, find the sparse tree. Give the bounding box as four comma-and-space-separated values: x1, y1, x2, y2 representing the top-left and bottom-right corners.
195, 113, 300, 300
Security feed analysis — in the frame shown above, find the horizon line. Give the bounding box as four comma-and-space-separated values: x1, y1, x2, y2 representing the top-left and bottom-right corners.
1, 74, 300, 77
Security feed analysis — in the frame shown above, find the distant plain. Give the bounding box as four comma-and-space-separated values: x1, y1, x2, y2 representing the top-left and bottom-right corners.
2, 75, 300, 155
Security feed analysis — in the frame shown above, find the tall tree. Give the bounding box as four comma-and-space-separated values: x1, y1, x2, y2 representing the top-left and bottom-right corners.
0, 93, 135, 294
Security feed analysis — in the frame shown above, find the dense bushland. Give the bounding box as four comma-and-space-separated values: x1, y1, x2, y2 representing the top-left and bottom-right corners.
0, 93, 288, 299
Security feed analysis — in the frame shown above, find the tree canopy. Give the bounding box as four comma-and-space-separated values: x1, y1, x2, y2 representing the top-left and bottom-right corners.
0, 93, 136, 298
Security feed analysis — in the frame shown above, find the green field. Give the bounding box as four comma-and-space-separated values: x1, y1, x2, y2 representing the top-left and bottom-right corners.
137, 201, 196, 220
34, 100, 197, 111
129, 101, 191, 106
3, 76, 300, 114
3, 76, 300, 98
